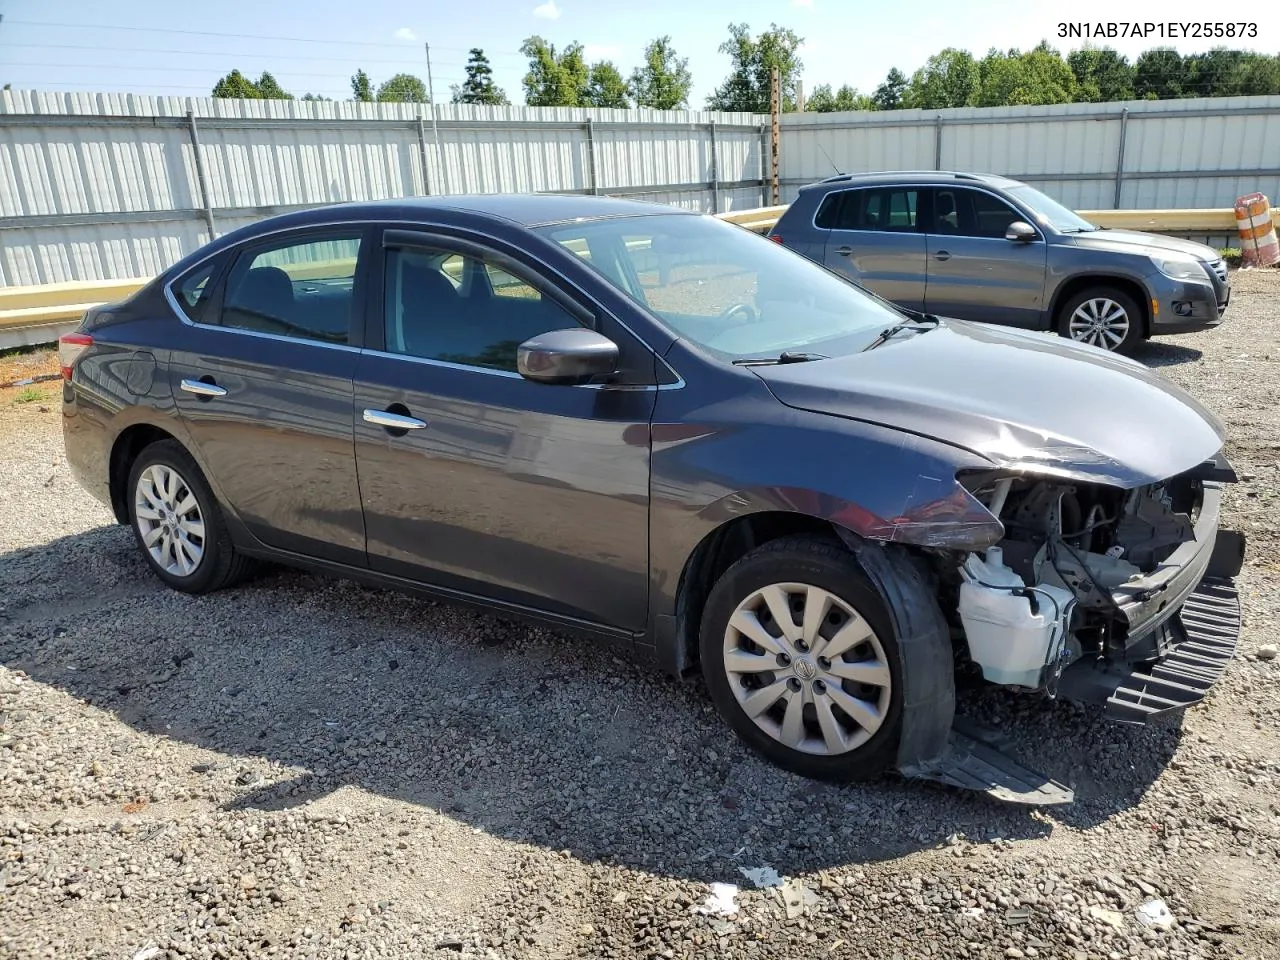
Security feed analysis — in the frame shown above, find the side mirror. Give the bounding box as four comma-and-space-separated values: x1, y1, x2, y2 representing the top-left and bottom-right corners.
1005, 221, 1038, 242
517, 328, 619, 385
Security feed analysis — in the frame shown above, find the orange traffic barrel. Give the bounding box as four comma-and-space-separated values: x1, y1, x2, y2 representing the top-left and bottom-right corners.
1235, 193, 1280, 266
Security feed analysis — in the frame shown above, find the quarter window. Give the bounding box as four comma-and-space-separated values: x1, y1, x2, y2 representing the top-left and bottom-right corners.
384, 246, 582, 372
172, 259, 220, 323
220, 236, 361, 344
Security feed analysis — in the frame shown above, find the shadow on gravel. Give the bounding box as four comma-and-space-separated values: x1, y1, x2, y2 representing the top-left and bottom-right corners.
1, 526, 1185, 883
1134, 340, 1204, 368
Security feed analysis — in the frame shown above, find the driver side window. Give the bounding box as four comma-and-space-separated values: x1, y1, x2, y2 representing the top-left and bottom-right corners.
383, 246, 584, 373
220, 235, 361, 344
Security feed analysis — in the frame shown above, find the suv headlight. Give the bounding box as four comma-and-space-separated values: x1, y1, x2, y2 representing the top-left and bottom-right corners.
1150, 254, 1210, 282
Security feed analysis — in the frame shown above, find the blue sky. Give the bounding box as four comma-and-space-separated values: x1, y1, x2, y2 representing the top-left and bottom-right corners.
1, 0, 1276, 105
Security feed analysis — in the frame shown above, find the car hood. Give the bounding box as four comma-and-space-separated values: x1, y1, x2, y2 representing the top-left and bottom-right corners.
752, 320, 1225, 488
1071, 228, 1220, 262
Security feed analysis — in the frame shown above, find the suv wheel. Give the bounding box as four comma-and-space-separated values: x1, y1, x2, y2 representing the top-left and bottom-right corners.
127, 440, 254, 594
699, 535, 903, 782
1058, 286, 1143, 354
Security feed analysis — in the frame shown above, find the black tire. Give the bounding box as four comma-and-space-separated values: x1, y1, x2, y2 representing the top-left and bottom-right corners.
699, 535, 904, 782
126, 439, 255, 594
1056, 285, 1144, 355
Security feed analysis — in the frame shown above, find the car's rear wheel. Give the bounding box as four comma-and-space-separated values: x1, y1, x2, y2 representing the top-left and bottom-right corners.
699, 535, 903, 782
127, 439, 253, 594
1058, 286, 1143, 354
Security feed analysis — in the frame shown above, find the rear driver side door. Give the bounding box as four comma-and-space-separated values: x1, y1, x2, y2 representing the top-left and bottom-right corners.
820, 186, 926, 312
168, 228, 370, 565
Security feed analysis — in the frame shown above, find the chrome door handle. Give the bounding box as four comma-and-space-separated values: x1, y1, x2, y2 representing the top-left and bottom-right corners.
180, 379, 227, 398
363, 409, 427, 430
933, 251, 951, 261
836, 246, 854, 256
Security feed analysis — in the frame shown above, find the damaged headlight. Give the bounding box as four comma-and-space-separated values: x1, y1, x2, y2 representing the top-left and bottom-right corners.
1149, 254, 1211, 283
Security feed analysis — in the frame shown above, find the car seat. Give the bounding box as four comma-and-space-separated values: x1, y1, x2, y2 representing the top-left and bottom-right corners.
226, 266, 296, 331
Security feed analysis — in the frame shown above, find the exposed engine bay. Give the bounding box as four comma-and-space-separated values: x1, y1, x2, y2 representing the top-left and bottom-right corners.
946, 469, 1208, 693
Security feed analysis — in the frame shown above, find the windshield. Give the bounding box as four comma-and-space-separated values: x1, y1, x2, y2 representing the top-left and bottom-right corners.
534, 213, 906, 361
1005, 184, 1098, 234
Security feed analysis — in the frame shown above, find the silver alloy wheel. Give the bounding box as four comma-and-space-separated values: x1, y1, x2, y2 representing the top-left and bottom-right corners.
134, 463, 206, 577
722, 583, 893, 756
1067, 297, 1130, 350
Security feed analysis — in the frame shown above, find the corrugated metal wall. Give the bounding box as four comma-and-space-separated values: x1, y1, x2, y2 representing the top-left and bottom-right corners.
0, 91, 764, 287
780, 94, 1280, 213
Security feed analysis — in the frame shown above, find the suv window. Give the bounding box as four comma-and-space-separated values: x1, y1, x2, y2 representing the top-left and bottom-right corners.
929, 188, 1026, 239
816, 188, 918, 232
384, 246, 582, 372
220, 236, 361, 344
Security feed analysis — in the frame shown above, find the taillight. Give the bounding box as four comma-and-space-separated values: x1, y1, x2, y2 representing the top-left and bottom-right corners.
769, 234, 783, 244
58, 333, 93, 380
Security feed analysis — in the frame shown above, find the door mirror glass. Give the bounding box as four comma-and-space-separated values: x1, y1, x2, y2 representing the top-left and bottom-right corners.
517, 328, 619, 385
1005, 221, 1038, 242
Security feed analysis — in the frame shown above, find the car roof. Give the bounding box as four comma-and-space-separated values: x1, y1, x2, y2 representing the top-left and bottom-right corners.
797, 171, 1022, 192
245, 193, 694, 231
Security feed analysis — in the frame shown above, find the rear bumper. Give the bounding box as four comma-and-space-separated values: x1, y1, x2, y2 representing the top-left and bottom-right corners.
1055, 576, 1241, 723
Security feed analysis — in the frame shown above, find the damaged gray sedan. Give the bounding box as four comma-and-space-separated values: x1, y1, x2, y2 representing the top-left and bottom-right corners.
60, 196, 1243, 804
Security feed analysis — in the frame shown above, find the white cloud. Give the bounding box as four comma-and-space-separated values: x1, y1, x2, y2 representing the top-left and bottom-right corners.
533, 0, 561, 19
583, 44, 622, 62
394, 27, 417, 42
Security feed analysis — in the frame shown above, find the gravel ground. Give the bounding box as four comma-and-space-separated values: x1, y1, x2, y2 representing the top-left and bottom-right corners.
2, 272, 1279, 960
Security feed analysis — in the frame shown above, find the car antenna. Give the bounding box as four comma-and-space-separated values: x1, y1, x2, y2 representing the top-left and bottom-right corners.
817, 143, 844, 177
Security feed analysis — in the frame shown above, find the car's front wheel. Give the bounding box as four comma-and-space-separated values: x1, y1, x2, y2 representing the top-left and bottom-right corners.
699, 535, 903, 782
1058, 286, 1143, 354
127, 439, 253, 594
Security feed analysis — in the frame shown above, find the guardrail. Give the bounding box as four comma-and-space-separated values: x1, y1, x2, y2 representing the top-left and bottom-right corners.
1, 204, 1257, 349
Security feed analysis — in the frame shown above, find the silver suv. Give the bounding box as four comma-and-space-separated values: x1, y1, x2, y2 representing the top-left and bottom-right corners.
769, 171, 1231, 353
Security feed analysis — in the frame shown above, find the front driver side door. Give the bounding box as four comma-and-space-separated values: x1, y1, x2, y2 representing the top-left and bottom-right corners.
352, 230, 655, 633
923, 187, 1048, 327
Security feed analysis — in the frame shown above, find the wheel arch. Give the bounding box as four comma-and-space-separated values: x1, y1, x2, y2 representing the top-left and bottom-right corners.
1049, 273, 1152, 339
108, 423, 182, 525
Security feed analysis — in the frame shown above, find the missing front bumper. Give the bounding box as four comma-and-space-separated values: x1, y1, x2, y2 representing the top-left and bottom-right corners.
1056, 576, 1241, 723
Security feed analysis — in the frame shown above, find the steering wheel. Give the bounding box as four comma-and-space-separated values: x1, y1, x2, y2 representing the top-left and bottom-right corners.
718, 303, 758, 324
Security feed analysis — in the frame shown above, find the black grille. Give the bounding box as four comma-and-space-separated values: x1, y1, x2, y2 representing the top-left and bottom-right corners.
1207, 259, 1228, 283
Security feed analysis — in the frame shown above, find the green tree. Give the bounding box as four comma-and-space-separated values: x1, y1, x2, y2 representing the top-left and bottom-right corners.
377, 73, 429, 103
586, 61, 630, 108
519, 36, 589, 106
706, 22, 804, 113
351, 69, 374, 102
254, 71, 293, 100
1238, 54, 1280, 96
1067, 46, 1134, 102
301, 93, 333, 102
872, 67, 908, 109
212, 69, 262, 99
628, 35, 692, 109
976, 42, 1075, 106
2, 83, 11, 91
1184, 48, 1255, 97
1133, 48, 1186, 99
452, 48, 510, 105
806, 83, 872, 112
904, 48, 980, 109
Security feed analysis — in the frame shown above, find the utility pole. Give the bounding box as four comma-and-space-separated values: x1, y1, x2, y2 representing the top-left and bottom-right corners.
424, 42, 447, 194
770, 66, 781, 205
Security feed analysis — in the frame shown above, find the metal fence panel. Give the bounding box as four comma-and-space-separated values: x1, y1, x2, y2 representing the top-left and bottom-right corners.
0, 90, 764, 287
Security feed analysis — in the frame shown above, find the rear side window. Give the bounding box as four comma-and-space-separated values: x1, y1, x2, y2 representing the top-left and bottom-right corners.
219, 235, 362, 344
817, 188, 917, 232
